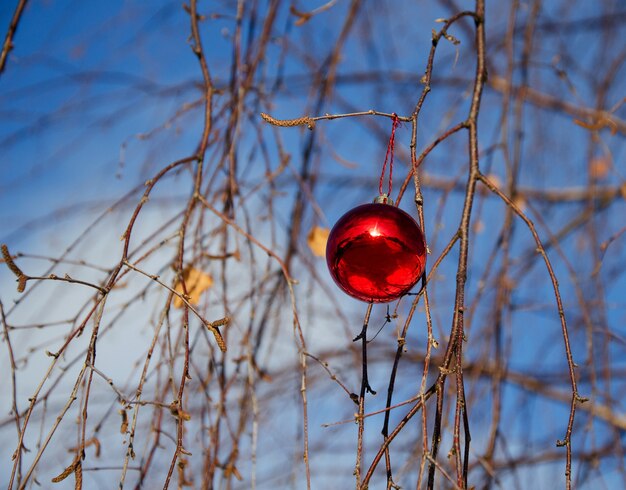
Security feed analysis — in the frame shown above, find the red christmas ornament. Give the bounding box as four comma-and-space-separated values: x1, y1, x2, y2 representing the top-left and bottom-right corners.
326, 198, 426, 303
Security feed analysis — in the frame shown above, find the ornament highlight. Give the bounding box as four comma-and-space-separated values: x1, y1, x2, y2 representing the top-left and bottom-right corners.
326, 200, 426, 303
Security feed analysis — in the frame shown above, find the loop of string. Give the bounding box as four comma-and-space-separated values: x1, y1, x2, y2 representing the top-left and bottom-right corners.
378, 114, 400, 201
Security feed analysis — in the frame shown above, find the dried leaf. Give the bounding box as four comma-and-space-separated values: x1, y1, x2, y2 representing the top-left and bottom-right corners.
307, 226, 330, 257
119, 409, 128, 434
174, 267, 213, 308
513, 194, 527, 212
589, 156, 610, 180
485, 173, 501, 189
480, 173, 501, 195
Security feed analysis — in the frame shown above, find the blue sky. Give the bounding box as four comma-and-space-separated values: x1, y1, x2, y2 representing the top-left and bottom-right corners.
1, 1, 626, 488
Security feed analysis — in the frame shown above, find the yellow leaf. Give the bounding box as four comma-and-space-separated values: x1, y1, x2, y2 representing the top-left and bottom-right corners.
174, 267, 213, 308
307, 226, 329, 257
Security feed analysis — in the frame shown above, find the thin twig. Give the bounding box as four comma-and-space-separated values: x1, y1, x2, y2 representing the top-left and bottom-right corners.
478, 172, 580, 488
0, 0, 29, 75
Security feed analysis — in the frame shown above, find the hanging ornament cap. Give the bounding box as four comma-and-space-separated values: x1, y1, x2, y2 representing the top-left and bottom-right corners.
326, 199, 426, 303
373, 194, 393, 205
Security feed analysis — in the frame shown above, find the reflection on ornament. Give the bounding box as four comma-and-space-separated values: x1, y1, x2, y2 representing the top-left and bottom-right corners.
326, 201, 426, 303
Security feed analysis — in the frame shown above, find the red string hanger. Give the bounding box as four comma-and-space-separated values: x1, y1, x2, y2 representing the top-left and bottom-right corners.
325, 113, 427, 303
378, 114, 400, 203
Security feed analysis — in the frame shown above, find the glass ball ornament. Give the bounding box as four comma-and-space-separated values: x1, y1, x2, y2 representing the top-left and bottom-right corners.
326, 197, 427, 303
